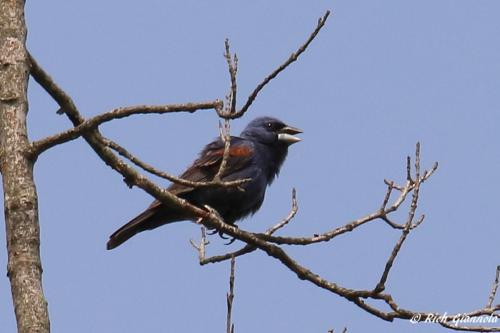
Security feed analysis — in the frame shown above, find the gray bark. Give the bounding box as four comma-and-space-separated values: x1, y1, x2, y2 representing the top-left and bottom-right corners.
0, 1, 50, 332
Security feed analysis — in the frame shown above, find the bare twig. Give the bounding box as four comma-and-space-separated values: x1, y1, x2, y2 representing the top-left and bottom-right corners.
217, 10, 331, 119
214, 120, 232, 182
406, 156, 413, 183
226, 256, 236, 333
224, 39, 238, 116
374, 221, 412, 293
255, 153, 437, 246
29, 53, 214, 231
30, 100, 222, 157
487, 266, 500, 308
101, 136, 250, 189
28, 52, 79, 117
203, 184, 500, 331
212, 40, 238, 185
200, 188, 298, 265
253, 182, 412, 246
30, 50, 222, 161
267, 188, 298, 234
30, 45, 225, 160
190, 227, 209, 262
380, 181, 395, 211
375, 144, 424, 293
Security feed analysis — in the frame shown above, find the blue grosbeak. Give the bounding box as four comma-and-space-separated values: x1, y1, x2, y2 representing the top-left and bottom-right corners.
106, 116, 301, 250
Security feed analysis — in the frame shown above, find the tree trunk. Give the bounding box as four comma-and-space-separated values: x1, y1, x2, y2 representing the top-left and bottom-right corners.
0, 1, 50, 332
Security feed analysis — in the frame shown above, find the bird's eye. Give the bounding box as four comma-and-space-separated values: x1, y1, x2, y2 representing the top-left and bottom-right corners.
267, 122, 273, 128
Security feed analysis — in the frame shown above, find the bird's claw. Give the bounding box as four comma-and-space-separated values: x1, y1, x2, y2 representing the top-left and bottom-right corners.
220, 225, 238, 245
206, 227, 235, 244
224, 236, 237, 245
202, 205, 238, 244
214, 230, 236, 244
207, 229, 218, 236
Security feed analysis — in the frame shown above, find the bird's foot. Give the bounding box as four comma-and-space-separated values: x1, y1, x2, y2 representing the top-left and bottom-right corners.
221, 224, 239, 245
224, 235, 237, 245
207, 228, 218, 236
206, 228, 237, 245
201, 203, 239, 244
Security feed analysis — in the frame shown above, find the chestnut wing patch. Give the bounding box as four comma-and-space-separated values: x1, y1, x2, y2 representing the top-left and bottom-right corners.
199, 145, 254, 167
168, 138, 255, 195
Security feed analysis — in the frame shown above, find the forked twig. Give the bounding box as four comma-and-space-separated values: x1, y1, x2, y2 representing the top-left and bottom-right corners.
217, 10, 331, 119
198, 188, 298, 265
190, 227, 209, 263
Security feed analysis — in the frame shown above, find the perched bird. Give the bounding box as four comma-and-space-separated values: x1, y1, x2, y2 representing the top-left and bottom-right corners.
106, 116, 302, 250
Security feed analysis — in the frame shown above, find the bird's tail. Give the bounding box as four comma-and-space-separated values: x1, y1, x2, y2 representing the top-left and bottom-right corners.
106, 207, 160, 250
107, 199, 190, 250
107, 197, 194, 250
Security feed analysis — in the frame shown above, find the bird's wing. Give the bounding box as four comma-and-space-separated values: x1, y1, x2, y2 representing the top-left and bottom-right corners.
170, 137, 255, 194
143, 138, 255, 213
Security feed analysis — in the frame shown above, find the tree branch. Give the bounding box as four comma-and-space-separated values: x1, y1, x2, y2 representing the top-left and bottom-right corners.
29, 98, 222, 157
192, 146, 498, 331
217, 10, 331, 119
101, 136, 250, 189
28, 52, 79, 117
198, 188, 298, 265
252, 158, 437, 246
28, 55, 214, 227
223, 39, 238, 116
29, 48, 223, 158
374, 143, 424, 293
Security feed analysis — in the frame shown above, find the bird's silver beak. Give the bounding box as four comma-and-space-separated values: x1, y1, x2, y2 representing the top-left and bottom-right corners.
277, 125, 302, 145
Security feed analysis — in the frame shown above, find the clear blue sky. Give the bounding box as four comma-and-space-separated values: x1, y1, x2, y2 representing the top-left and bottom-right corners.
1, 1, 499, 332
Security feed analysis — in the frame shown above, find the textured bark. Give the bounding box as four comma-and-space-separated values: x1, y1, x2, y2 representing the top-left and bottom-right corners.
0, 1, 50, 332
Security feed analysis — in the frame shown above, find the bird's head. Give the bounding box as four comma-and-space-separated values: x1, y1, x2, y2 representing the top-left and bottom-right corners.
240, 116, 302, 182
240, 117, 302, 146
